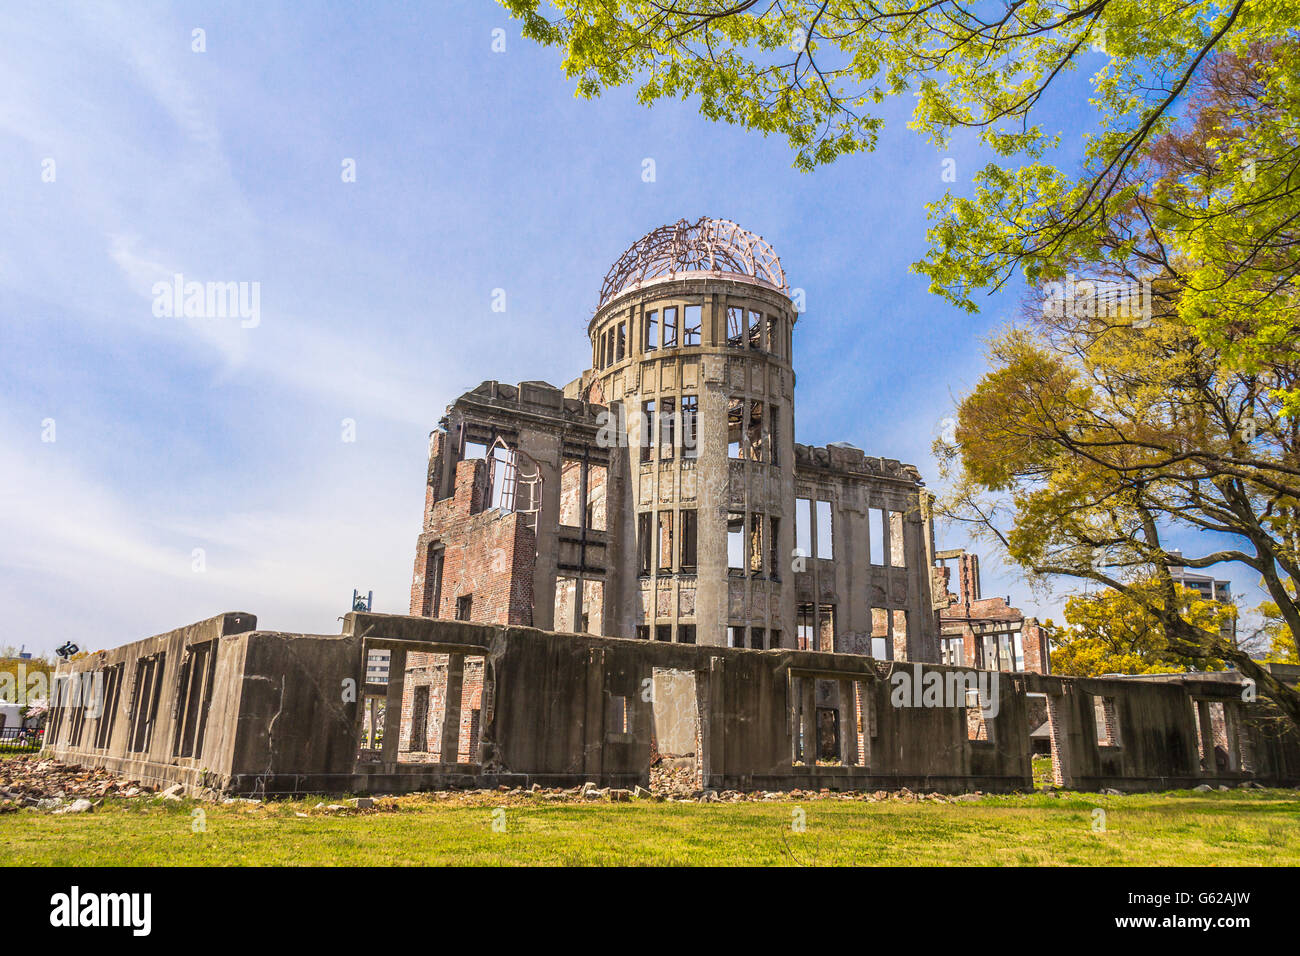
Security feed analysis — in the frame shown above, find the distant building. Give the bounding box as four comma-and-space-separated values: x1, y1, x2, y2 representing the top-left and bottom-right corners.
1168, 552, 1237, 646
365, 649, 390, 684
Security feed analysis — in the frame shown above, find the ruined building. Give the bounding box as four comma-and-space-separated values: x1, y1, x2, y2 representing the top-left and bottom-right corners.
409, 218, 941, 661
936, 549, 1051, 674
41, 219, 1300, 797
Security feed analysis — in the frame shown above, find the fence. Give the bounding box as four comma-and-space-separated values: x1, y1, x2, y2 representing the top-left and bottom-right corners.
0, 727, 44, 752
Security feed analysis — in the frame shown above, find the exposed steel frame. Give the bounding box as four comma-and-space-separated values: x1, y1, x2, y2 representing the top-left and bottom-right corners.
597, 217, 786, 309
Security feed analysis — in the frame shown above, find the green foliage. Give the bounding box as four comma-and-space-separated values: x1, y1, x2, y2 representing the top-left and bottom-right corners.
1049, 582, 1232, 676
1260, 600, 1300, 663
502, 4, 1300, 410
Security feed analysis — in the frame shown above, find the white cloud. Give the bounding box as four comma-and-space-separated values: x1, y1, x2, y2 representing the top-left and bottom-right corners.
0, 431, 419, 652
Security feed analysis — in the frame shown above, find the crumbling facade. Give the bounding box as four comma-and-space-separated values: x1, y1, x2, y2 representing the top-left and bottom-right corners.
409, 218, 940, 659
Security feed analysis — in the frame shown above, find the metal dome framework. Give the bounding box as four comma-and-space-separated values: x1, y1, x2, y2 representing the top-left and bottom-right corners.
597, 217, 787, 309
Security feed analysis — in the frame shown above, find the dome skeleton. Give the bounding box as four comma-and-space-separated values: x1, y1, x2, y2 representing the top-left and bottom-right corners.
597, 217, 787, 309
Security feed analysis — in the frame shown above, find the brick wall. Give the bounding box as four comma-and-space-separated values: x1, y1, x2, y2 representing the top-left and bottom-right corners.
398, 655, 487, 762
409, 458, 536, 626
1022, 620, 1049, 674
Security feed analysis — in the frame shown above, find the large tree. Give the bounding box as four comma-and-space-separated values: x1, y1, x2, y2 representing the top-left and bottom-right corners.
930, 45, 1300, 728
501, 2, 1300, 400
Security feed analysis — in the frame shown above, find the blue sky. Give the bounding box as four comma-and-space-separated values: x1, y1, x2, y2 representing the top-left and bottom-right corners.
1, 1, 1261, 652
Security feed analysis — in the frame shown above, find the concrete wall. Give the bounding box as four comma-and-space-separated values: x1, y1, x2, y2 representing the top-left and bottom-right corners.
45, 612, 257, 791
45, 610, 1300, 797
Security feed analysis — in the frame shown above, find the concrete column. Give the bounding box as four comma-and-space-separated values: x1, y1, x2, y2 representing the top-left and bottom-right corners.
381, 647, 407, 764
583, 648, 605, 778
860, 683, 873, 767
1222, 701, 1242, 772
800, 676, 817, 764
702, 657, 726, 786
440, 653, 464, 764
838, 679, 859, 766
1196, 700, 1216, 772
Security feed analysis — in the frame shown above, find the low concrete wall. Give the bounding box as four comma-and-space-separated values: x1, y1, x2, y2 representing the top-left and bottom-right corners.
44, 613, 256, 791
44, 611, 1300, 796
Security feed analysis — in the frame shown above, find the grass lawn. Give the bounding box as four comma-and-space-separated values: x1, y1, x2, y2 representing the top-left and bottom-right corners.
2, 788, 1298, 865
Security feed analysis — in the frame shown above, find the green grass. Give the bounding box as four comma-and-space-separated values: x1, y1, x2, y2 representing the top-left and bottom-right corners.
1033, 755, 1054, 787
2, 788, 1299, 865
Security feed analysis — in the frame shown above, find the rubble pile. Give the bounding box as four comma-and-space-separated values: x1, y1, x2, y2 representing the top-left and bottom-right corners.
0, 756, 1031, 810
0, 756, 153, 812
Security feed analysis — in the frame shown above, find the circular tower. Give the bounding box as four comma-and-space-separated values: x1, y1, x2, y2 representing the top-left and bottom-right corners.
587, 218, 797, 649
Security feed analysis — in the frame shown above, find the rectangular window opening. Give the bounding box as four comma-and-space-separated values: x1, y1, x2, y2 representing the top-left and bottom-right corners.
727, 398, 744, 459
727, 512, 745, 571
795, 497, 812, 560
966, 687, 993, 742
941, 636, 965, 666
660, 397, 675, 459
768, 404, 779, 465
681, 395, 699, 459
607, 694, 629, 734
683, 304, 702, 346
587, 463, 607, 532
662, 306, 678, 348
768, 516, 780, 580
680, 509, 698, 572
657, 511, 674, 572
818, 604, 836, 653
641, 400, 655, 463
748, 512, 764, 575
637, 513, 652, 576
1094, 695, 1121, 747
797, 603, 815, 651
870, 609, 890, 660
889, 511, 907, 567
815, 499, 833, 559
746, 401, 764, 462
868, 509, 884, 565
560, 458, 583, 528
554, 577, 579, 632
409, 685, 430, 752
727, 306, 745, 348
582, 578, 604, 634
